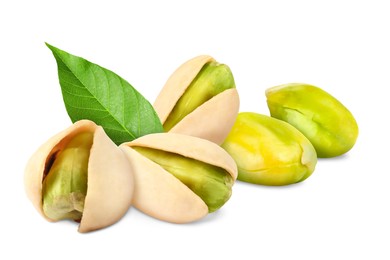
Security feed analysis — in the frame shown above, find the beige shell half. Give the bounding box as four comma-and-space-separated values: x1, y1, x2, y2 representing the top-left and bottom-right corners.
154, 55, 240, 145
24, 120, 134, 233
120, 133, 237, 224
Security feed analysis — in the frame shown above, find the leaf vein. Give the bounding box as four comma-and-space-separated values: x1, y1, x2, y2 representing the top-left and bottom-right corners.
62, 87, 95, 99
66, 103, 107, 112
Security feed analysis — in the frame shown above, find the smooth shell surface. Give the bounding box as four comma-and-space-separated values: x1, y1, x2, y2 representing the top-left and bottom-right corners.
24, 120, 134, 232
120, 133, 237, 223
154, 55, 239, 144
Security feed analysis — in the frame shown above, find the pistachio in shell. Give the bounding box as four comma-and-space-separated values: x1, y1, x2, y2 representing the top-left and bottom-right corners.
221, 112, 317, 186
154, 55, 240, 145
266, 83, 359, 158
24, 120, 134, 233
120, 133, 237, 223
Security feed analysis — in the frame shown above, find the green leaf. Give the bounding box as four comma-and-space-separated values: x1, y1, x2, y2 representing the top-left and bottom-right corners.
46, 43, 163, 144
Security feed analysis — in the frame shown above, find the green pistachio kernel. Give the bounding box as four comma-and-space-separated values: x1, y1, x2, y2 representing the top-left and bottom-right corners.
221, 112, 317, 186
266, 83, 359, 158
163, 61, 236, 131
133, 146, 234, 212
42, 132, 94, 221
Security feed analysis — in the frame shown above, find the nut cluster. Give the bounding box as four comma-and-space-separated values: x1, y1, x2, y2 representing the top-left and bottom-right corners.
25, 54, 358, 232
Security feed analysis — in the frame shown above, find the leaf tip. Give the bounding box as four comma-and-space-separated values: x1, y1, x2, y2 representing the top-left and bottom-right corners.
45, 42, 57, 52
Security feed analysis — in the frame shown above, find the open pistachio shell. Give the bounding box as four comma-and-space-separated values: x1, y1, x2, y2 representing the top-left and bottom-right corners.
24, 120, 134, 233
120, 133, 237, 223
154, 55, 240, 145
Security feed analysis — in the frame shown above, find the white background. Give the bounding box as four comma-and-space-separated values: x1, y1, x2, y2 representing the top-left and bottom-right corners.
1, 0, 389, 259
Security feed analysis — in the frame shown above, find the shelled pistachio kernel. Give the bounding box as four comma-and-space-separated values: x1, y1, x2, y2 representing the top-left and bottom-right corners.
221, 112, 317, 186
266, 83, 358, 157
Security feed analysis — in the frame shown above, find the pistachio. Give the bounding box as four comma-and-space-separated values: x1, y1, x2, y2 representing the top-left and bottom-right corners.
221, 112, 317, 186
132, 147, 234, 213
163, 61, 236, 131
42, 132, 93, 221
266, 83, 359, 157
24, 120, 134, 232
120, 133, 237, 223
154, 55, 240, 145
